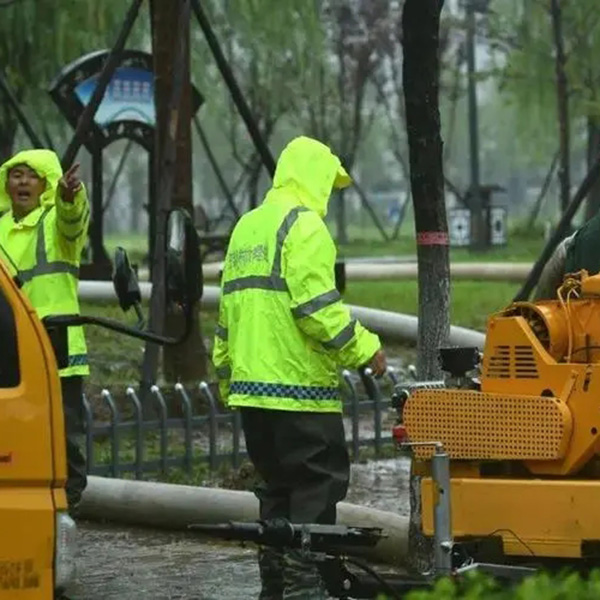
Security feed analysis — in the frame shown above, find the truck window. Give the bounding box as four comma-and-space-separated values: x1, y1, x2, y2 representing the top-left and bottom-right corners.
0, 288, 19, 387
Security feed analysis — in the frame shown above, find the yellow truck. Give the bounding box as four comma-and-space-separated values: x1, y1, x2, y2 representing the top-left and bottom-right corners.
0, 208, 200, 599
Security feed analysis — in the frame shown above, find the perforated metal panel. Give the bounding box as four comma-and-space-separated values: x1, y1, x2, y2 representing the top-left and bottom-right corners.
404, 389, 571, 460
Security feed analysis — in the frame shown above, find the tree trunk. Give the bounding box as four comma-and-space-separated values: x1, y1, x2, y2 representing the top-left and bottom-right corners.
550, 0, 571, 213
526, 151, 559, 229
146, 0, 207, 389
247, 156, 262, 211
159, 0, 207, 384
336, 8, 348, 245
128, 157, 146, 233
585, 116, 600, 220
465, 0, 485, 249
0, 112, 18, 163
402, 0, 450, 380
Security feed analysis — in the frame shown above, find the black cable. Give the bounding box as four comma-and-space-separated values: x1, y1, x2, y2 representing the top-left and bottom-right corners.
454, 528, 536, 559
571, 346, 600, 356
344, 556, 404, 600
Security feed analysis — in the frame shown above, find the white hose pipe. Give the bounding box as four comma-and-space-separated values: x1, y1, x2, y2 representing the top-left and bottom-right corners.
195, 262, 532, 282
78, 282, 486, 348
79, 476, 409, 566
348, 305, 485, 349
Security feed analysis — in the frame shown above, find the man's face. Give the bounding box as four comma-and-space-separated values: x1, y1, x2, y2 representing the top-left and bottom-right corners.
7, 164, 45, 217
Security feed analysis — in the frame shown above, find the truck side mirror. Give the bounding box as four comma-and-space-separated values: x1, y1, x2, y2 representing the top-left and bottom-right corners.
166, 208, 203, 309
112, 247, 142, 312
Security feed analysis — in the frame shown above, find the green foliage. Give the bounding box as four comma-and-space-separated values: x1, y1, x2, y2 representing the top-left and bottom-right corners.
489, 0, 600, 158
405, 570, 600, 600
193, 0, 325, 137
0, 0, 149, 152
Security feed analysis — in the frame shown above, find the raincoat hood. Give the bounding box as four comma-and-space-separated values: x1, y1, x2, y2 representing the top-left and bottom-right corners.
0, 149, 63, 213
270, 136, 352, 218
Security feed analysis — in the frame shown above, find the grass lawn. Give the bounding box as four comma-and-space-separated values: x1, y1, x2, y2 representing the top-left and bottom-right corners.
337, 233, 543, 263
343, 279, 519, 332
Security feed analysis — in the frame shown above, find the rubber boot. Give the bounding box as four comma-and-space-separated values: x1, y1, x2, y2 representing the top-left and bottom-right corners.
282, 550, 327, 600
258, 547, 285, 600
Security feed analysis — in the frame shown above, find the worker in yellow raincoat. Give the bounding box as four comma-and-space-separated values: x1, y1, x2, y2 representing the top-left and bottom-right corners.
0, 149, 90, 513
213, 136, 386, 599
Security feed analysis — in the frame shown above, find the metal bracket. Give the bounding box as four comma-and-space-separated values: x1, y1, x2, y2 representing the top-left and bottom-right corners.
401, 441, 453, 575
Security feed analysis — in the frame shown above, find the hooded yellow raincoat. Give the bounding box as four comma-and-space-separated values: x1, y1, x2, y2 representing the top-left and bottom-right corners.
0, 149, 90, 377
213, 136, 381, 412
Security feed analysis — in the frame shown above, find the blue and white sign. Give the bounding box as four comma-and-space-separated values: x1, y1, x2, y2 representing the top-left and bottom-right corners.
74, 67, 155, 127
50, 49, 203, 151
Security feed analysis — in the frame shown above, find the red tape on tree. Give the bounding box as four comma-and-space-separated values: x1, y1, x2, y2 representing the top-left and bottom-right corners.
417, 231, 449, 246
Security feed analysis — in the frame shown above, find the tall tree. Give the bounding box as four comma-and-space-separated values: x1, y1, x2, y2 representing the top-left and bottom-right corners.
192, 0, 321, 213
402, 0, 450, 378
371, 0, 460, 236
550, 0, 571, 213
490, 0, 600, 217
155, 0, 207, 384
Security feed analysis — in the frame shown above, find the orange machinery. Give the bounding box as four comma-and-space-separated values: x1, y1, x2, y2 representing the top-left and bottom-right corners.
398, 270, 600, 563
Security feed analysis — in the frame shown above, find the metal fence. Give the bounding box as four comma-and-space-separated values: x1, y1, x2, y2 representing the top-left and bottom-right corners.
82, 369, 401, 479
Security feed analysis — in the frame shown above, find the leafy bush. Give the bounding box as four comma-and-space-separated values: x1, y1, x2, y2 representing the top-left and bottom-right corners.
404, 570, 600, 600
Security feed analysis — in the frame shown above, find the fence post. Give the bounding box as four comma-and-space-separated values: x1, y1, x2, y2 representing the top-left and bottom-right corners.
387, 366, 400, 387
408, 364, 418, 380
101, 389, 120, 477
126, 387, 144, 480
151, 385, 168, 474
199, 382, 218, 472
342, 370, 360, 463
175, 383, 193, 474
82, 394, 94, 474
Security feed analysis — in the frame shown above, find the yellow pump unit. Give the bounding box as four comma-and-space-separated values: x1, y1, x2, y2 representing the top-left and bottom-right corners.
399, 270, 600, 560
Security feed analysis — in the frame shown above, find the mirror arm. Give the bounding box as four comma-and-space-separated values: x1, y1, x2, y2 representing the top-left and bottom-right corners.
45, 308, 195, 346
133, 303, 146, 329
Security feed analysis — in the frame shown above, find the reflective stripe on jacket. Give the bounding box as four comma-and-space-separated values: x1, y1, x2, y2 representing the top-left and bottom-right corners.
0, 150, 90, 377
213, 136, 380, 413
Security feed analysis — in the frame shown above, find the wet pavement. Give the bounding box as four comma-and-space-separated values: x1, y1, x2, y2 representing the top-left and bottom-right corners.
68, 458, 411, 599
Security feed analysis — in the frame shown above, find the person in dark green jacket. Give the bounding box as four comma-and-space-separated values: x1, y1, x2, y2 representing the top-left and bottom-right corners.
213, 136, 386, 599
535, 211, 600, 300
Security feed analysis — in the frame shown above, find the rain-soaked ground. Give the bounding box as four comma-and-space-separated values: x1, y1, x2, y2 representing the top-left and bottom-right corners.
67, 457, 411, 600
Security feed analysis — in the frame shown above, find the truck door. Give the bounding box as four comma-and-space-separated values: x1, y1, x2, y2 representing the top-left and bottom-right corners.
0, 267, 58, 598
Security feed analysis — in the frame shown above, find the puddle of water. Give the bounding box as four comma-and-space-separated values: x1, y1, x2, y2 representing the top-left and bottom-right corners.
347, 457, 411, 516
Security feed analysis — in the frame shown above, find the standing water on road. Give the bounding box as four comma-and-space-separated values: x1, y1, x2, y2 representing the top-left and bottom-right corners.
68, 457, 411, 599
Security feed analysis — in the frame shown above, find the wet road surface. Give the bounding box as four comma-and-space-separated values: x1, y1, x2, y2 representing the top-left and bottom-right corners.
68, 458, 410, 599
